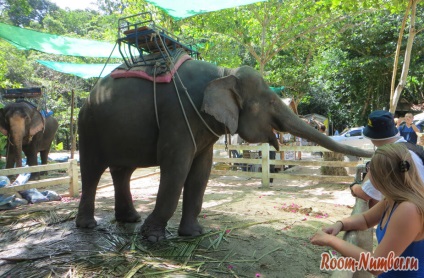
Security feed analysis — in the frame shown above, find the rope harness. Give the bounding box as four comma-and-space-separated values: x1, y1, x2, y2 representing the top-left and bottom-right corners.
94, 33, 224, 154
153, 32, 221, 153
153, 63, 160, 129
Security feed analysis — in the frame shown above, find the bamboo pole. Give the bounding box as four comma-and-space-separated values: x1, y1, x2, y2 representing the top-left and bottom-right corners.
70, 89, 75, 159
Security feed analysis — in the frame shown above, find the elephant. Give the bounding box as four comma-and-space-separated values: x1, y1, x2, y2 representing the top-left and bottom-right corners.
76, 61, 373, 242
0, 101, 59, 179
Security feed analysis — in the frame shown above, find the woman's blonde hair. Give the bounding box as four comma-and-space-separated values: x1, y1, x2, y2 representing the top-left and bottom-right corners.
369, 143, 424, 224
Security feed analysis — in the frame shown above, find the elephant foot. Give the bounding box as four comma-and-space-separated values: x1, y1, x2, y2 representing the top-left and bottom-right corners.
76, 215, 97, 228
115, 210, 141, 223
178, 219, 204, 237
140, 215, 166, 242
29, 174, 40, 181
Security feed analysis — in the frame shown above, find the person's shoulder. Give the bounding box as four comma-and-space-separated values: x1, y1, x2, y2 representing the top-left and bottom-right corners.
396, 201, 420, 216
390, 202, 421, 230
408, 150, 424, 166
394, 137, 407, 143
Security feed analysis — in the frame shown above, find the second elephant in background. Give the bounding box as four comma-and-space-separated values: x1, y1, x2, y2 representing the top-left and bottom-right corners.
0, 101, 59, 179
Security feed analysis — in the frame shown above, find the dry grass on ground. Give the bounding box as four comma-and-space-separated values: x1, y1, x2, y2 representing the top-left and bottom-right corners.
0, 160, 358, 277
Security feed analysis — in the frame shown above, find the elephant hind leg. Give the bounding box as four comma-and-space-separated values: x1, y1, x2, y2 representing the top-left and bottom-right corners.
76, 162, 107, 229
110, 166, 141, 223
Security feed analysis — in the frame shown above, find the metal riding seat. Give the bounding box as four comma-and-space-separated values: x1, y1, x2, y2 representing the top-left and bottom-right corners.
117, 12, 200, 68
0, 87, 52, 117
2, 87, 42, 99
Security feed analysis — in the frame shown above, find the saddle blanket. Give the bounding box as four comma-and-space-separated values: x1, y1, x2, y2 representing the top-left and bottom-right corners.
111, 48, 192, 83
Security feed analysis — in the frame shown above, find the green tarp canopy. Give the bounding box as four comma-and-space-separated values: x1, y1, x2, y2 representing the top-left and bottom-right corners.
146, 0, 267, 20
0, 0, 268, 78
0, 22, 121, 58
270, 86, 285, 93
37, 60, 121, 79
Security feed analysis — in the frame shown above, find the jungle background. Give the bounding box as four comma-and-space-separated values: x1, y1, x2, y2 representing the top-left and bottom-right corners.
0, 0, 423, 153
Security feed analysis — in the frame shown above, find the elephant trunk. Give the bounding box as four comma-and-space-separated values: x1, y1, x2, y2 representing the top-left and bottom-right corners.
12, 138, 23, 168
9, 116, 25, 168
275, 109, 374, 158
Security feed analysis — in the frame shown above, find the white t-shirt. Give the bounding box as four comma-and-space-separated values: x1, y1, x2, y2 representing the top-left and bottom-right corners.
362, 137, 424, 201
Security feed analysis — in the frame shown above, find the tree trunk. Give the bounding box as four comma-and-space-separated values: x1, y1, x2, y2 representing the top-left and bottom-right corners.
389, 0, 418, 113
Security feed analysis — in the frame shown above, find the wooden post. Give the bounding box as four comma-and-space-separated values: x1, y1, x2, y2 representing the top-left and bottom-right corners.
261, 143, 270, 187
70, 89, 75, 159
331, 198, 372, 278
68, 159, 79, 197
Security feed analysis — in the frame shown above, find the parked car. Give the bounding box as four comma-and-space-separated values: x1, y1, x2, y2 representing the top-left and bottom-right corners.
330, 127, 373, 150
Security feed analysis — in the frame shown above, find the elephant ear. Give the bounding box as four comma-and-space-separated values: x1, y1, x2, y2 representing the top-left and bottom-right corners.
0, 108, 8, 136
201, 75, 243, 135
29, 110, 45, 136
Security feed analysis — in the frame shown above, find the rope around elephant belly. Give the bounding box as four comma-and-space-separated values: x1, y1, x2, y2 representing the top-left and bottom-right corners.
171, 79, 198, 152
153, 64, 160, 129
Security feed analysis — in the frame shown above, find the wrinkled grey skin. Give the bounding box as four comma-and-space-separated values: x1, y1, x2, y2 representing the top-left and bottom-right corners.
0, 102, 59, 179
76, 61, 373, 242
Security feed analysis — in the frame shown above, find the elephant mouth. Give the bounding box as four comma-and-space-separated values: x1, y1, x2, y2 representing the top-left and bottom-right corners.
269, 135, 279, 151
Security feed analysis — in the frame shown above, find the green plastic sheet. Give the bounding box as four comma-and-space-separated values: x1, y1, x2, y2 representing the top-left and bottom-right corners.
0, 23, 121, 58
1, 0, 268, 78
146, 0, 267, 20
37, 60, 121, 79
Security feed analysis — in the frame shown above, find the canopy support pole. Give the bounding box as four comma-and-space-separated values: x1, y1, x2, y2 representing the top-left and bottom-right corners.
70, 89, 76, 159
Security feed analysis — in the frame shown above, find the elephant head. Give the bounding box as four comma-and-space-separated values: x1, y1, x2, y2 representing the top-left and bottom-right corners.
202, 66, 373, 158
0, 101, 45, 168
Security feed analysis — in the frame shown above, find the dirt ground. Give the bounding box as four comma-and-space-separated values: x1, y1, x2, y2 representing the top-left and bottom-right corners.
0, 153, 358, 278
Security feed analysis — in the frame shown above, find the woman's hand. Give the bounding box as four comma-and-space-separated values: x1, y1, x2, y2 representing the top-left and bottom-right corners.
321, 221, 343, 236
310, 230, 333, 246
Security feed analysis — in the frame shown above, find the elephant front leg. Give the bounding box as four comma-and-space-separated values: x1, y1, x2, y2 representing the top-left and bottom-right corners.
25, 150, 40, 180
5, 146, 16, 169
140, 156, 191, 242
179, 147, 213, 237
39, 150, 49, 175
110, 166, 141, 223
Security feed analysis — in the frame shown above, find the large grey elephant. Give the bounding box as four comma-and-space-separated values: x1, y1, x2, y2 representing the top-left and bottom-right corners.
76, 61, 373, 241
0, 101, 59, 178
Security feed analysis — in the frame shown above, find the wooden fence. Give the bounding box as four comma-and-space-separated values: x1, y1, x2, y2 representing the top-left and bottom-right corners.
0, 159, 79, 197
212, 143, 367, 186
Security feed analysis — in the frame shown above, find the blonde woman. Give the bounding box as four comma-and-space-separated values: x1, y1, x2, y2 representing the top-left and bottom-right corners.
311, 143, 424, 277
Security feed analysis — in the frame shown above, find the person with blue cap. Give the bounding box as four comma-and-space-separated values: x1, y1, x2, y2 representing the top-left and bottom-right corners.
350, 110, 424, 207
